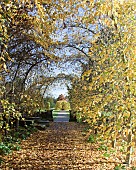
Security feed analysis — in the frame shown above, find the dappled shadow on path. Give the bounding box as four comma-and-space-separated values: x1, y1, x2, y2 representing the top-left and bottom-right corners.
1, 122, 126, 170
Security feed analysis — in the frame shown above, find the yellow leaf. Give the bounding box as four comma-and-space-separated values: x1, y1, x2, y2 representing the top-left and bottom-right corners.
3, 63, 7, 70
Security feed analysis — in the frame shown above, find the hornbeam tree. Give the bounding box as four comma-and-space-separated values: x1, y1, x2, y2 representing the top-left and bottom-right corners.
0, 0, 65, 134
68, 0, 136, 165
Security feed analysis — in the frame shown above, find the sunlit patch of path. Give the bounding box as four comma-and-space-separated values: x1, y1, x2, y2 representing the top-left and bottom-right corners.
53, 111, 70, 122
1, 123, 124, 170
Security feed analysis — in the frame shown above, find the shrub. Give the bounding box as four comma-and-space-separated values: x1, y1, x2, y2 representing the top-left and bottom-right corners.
87, 134, 95, 143
45, 102, 50, 110
62, 101, 71, 110
55, 100, 71, 110
0, 143, 11, 155
55, 101, 62, 110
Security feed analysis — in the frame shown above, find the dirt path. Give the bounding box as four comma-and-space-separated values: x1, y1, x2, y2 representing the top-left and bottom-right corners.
0, 122, 135, 170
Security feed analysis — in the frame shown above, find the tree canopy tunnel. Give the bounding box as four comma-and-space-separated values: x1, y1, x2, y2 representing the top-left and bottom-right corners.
0, 0, 135, 165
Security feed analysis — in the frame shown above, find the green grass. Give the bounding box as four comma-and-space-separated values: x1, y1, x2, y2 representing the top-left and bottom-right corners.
52, 110, 59, 119
52, 110, 70, 119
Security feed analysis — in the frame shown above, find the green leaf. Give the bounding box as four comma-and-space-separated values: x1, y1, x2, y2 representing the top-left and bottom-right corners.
103, 152, 110, 158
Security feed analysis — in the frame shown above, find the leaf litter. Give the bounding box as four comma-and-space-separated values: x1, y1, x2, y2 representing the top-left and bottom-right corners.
0, 122, 135, 170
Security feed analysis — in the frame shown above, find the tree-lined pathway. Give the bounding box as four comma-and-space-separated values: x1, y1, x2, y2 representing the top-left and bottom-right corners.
1, 122, 133, 170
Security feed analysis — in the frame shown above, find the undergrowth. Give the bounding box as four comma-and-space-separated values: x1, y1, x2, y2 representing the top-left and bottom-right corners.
0, 126, 37, 165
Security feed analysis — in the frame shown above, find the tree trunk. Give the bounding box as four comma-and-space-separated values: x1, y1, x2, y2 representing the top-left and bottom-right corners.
126, 114, 133, 165
15, 119, 19, 131
112, 138, 116, 148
